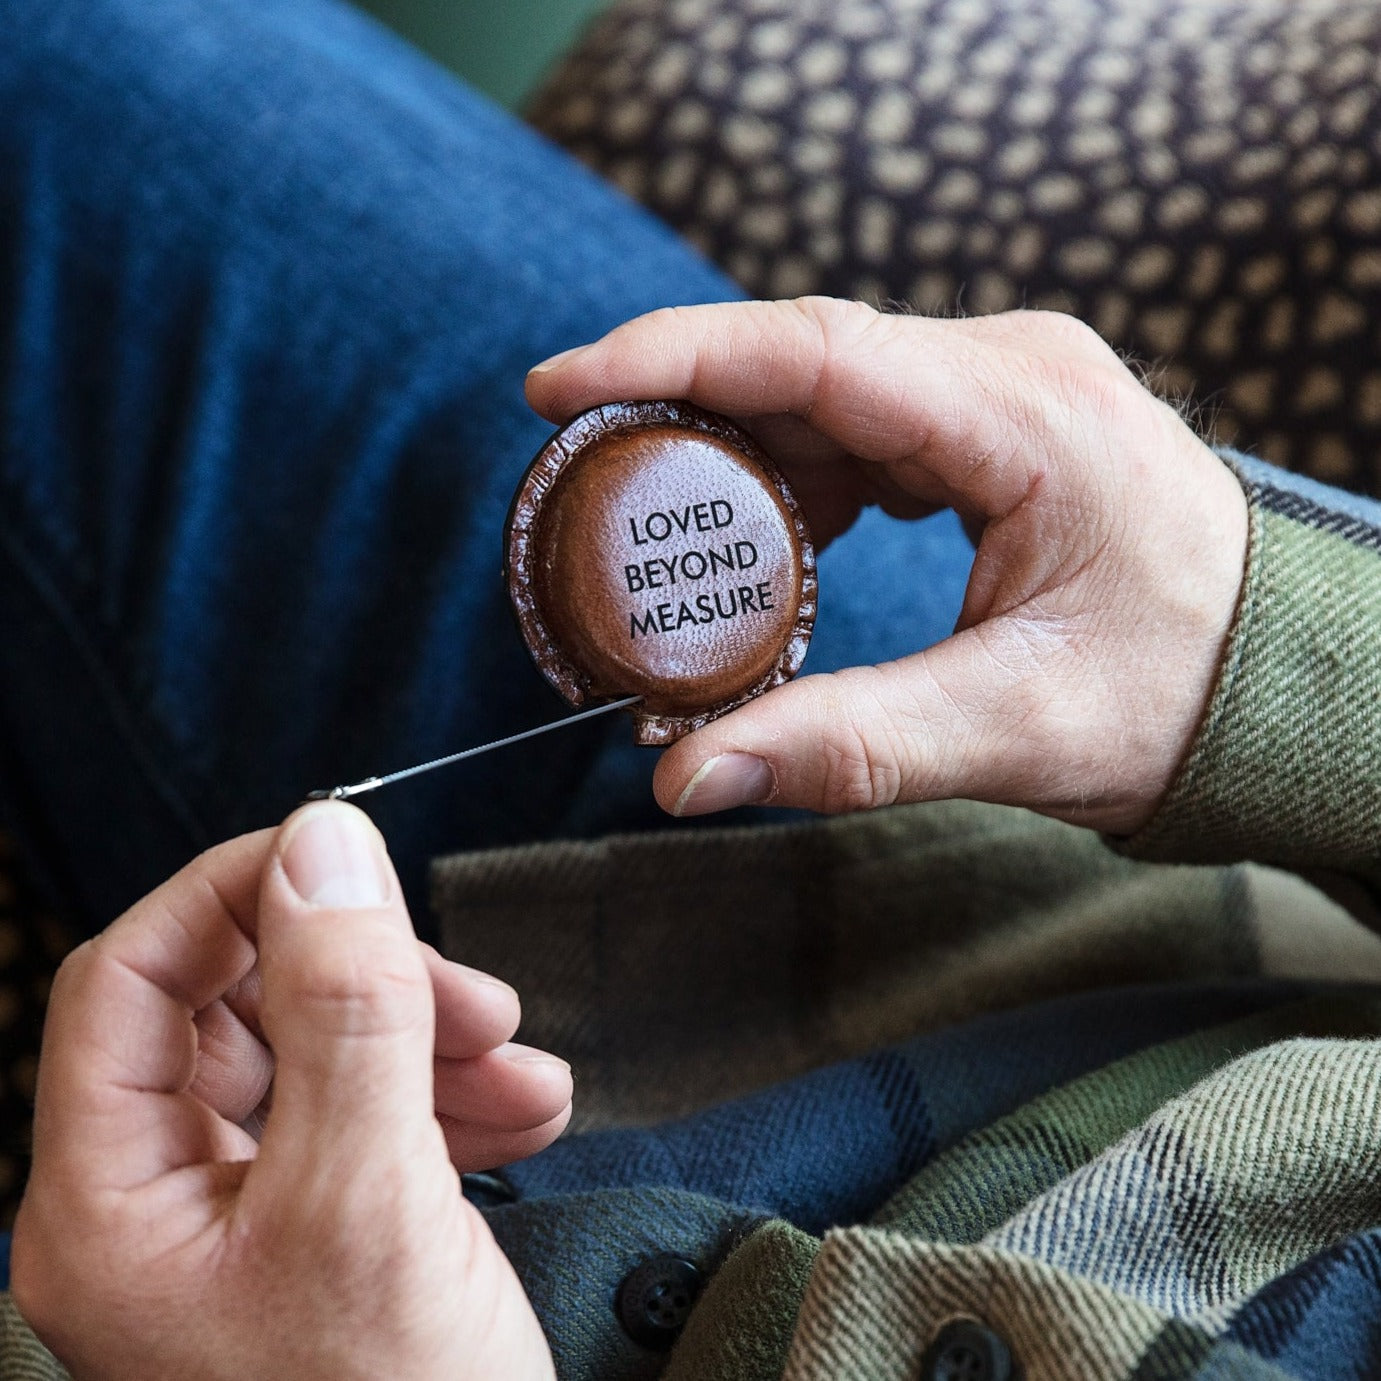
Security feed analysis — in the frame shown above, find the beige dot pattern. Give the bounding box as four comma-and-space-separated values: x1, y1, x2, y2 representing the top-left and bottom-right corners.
530, 0, 1381, 493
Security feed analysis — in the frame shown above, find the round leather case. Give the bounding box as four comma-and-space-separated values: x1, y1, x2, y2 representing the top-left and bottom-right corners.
505, 400, 816, 745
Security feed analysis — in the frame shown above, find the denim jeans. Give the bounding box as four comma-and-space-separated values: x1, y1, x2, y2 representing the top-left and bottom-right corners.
0, 0, 974, 939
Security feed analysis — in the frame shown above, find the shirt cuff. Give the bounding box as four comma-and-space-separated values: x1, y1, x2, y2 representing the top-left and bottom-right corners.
1119, 457, 1381, 884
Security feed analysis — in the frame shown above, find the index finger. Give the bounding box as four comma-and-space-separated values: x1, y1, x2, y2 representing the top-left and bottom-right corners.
524, 297, 1084, 518
33, 830, 273, 1188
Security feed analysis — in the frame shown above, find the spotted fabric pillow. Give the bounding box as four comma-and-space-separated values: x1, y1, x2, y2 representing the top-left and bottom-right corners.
529, 0, 1381, 494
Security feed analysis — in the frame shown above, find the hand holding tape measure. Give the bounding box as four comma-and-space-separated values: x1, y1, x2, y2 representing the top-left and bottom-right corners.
524, 297, 1249, 836
317, 296, 1247, 838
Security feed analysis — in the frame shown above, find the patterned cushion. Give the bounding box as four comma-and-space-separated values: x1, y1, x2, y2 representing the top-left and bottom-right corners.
529, 0, 1381, 495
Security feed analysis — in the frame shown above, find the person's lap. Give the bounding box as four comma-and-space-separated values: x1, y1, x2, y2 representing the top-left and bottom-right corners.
0, 0, 974, 939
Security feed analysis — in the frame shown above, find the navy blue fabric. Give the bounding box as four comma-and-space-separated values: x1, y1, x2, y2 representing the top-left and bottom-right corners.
0, 0, 974, 938
0, 0, 727, 932
487, 1188, 768, 1381
1225, 1231, 1381, 1372
495, 981, 1307, 1233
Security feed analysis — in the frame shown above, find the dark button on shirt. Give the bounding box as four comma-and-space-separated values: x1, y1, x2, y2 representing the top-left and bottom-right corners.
616, 1254, 703, 1350
921, 1319, 1014, 1381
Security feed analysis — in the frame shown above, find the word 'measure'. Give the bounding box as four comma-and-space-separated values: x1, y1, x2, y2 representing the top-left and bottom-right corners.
632, 583, 777, 637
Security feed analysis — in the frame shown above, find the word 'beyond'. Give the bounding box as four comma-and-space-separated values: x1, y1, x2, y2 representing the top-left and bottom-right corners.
624, 541, 758, 592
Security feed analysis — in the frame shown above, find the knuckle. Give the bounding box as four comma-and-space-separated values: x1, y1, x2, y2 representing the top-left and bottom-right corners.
622, 304, 700, 362
1007, 337, 1143, 451
1000, 308, 1110, 356
1039, 350, 1123, 414
643, 302, 695, 333
812, 671, 913, 813
285, 936, 429, 1038
985, 311, 1131, 403
793, 294, 876, 330
1062, 360, 1148, 448
791, 295, 883, 368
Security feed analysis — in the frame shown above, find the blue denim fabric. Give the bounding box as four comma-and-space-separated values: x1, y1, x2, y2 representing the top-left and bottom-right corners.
0, 0, 974, 938
1221, 450, 1381, 528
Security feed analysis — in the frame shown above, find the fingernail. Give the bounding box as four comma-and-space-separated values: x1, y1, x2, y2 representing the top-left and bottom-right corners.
282, 804, 391, 908
527, 344, 591, 375
470, 970, 516, 992
500, 1043, 571, 1072
672, 753, 776, 817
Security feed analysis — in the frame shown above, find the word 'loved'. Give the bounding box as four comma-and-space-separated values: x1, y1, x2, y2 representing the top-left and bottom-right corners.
629, 499, 733, 545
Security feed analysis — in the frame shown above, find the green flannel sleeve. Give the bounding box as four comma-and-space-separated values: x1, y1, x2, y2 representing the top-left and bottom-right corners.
1122, 455, 1381, 890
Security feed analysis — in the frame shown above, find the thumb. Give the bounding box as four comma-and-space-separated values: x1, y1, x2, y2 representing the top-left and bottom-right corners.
253, 802, 438, 1165
655, 624, 1051, 817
